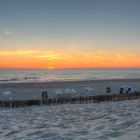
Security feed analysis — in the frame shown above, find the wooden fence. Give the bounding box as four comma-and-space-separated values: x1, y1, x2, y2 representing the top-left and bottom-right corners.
0, 92, 140, 109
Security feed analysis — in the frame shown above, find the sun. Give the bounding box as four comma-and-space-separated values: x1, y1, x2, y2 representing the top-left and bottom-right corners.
48, 67, 53, 70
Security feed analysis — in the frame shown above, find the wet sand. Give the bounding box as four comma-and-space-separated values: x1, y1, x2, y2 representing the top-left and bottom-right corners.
0, 78, 140, 100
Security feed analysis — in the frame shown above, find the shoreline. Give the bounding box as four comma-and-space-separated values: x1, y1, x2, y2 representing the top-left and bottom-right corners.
0, 77, 140, 86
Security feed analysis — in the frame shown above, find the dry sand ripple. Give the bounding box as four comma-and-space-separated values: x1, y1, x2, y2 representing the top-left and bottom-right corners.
0, 100, 140, 140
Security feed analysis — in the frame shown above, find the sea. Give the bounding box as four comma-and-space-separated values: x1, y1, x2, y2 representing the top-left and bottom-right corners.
0, 68, 140, 83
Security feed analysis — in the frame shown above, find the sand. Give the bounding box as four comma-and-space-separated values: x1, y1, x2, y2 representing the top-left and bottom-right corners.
0, 78, 140, 100
0, 100, 140, 140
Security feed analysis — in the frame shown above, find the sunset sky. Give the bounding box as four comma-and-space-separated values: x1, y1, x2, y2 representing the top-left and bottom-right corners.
0, 0, 140, 68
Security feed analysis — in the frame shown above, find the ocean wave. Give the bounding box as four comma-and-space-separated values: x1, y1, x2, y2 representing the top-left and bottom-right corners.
24, 76, 39, 80
0, 68, 140, 83
0, 78, 19, 82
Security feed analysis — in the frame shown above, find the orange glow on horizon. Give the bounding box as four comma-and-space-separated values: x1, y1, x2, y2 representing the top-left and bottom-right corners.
0, 49, 140, 69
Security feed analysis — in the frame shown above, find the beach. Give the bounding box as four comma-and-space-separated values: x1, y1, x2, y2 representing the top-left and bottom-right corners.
0, 99, 140, 140
0, 78, 140, 100
0, 77, 140, 140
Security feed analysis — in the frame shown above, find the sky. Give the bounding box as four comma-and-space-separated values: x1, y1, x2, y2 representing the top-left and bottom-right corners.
0, 0, 140, 68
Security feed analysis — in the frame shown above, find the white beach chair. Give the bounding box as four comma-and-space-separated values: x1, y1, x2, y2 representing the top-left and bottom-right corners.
55, 89, 64, 98
120, 85, 134, 94
0, 91, 13, 101
63, 88, 76, 97
84, 87, 95, 96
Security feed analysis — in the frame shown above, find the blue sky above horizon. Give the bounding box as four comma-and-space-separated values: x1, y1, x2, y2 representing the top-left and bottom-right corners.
0, 0, 140, 68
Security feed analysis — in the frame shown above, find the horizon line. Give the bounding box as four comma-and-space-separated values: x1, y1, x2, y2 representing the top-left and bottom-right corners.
0, 67, 140, 69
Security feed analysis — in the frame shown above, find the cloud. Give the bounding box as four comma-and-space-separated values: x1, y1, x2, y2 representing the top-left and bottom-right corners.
36, 51, 62, 60
0, 50, 40, 56
4, 30, 13, 36
115, 53, 137, 61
